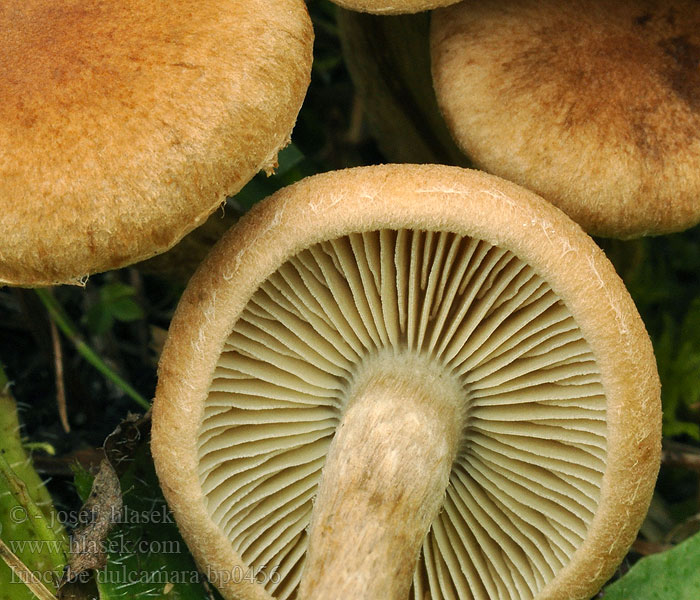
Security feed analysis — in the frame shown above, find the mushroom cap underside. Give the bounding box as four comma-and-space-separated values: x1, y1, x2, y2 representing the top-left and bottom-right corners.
0, 0, 313, 286
152, 165, 660, 600
431, 0, 700, 238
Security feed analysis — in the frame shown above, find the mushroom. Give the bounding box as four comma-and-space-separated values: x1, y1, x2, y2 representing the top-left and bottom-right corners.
152, 164, 660, 600
0, 0, 313, 287
330, 0, 460, 16
430, 0, 700, 238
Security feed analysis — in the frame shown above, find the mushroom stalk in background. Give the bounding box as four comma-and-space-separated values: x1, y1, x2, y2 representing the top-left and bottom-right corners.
152, 165, 661, 600
337, 9, 468, 166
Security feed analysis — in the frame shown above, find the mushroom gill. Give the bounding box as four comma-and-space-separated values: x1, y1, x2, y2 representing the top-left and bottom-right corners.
152, 164, 659, 600
197, 228, 606, 600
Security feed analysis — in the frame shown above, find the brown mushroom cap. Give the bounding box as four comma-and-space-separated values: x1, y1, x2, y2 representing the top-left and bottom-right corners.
153, 164, 660, 600
331, 0, 460, 15
431, 0, 700, 238
0, 0, 312, 286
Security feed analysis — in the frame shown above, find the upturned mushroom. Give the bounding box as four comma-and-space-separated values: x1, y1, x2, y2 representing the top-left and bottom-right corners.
152, 165, 660, 600
0, 0, 312, 286
431, 0, 700, 238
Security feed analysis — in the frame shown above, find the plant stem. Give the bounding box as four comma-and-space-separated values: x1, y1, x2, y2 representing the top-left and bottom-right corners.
0, 539, 58, 600
0, 452, 67, 567
34, 289, 151, 410
48, 317, 70, 432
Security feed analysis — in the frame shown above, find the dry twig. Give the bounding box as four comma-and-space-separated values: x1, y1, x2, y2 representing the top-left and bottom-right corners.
49, 317, 70, 433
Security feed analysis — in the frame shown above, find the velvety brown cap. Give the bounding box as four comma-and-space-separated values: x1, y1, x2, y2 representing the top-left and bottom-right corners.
331, 0, 459, 15
0, 0, 313, 286
431, 0, 700, 238
153, 165, 660, 600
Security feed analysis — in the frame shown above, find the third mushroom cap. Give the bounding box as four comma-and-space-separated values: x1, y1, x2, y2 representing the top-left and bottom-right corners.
152, 165, 661, 600
329, 0, 460, 14
431, 0, 700, 238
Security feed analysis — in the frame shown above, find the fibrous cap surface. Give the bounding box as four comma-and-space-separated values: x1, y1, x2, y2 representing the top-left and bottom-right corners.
431, 0, 700, 238
0, 0, 313, 286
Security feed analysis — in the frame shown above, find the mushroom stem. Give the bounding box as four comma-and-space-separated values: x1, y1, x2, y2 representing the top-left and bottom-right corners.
298, 354, 465, 599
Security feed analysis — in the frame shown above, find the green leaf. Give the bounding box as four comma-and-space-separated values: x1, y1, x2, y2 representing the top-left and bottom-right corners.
0, 365, 68, 599
94, 444, 223, 600
70, 463, 95, 504
604, 233, 700, 443
100, 283, 144, 323
86, 305, 115, 337
654, 300, 700, 442
85, 283, 144, 335
98, 283, 129, 302
232, 143, 314, 211
603, 531, 700, 599
107, 297, 144, 323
